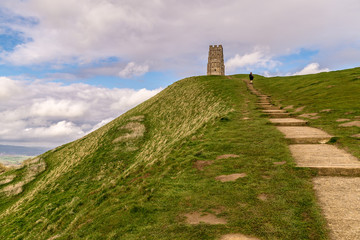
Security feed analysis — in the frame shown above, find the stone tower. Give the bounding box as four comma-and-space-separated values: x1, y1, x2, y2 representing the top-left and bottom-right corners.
207, 45, 225, 75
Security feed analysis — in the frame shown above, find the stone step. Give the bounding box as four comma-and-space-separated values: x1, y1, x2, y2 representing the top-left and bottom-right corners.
262, 109, 287, 113
259, 105, 280, 110
289, 144, 360, 176
266, 113, 290, 118
313, 177, 360, 239
269, 118, 308, 126
276, 126, 333, 143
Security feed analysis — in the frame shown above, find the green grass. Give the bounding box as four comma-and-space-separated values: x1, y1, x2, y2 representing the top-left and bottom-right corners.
254, 67, 360, 159
0, 75, 328, 239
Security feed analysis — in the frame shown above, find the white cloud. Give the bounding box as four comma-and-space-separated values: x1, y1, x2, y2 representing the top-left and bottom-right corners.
0, 76, 162, 147
225, 49, 280, 73
118, 62, 149, 78
1, 0, 358, 74
0, 77, 23, 100
24, 121, 84, 138
293, 63, 330, 75
30, 98, 88, 118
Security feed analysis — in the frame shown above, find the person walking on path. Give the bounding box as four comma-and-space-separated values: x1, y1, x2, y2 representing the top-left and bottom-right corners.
249, 72, 254, 84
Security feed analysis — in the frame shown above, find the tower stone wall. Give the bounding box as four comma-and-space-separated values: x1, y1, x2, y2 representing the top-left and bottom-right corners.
207, 45, 225, 75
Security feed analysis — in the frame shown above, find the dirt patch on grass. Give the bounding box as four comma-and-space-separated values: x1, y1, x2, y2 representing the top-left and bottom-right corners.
299, 113, 318, 118
336, 118, 350, 122
184, 212, 227, 225
257, 193, 268, 201
216, 154, 240, 160
339, 121, 360, 127
262, 175, 272, 180
193, 160, 213, 171
215, 173, 247, 182
320, 109, 332, 112
220, 233, 260, 240
351, 134, 360, 138
284, 105, 293, 110
294, 106, 305, 113
273, 161, 286, 165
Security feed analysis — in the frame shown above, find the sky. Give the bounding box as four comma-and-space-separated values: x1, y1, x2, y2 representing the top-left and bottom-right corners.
0, 0, 360, 148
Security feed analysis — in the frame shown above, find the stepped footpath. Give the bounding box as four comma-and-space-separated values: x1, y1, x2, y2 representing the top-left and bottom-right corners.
248, 81, 360, 240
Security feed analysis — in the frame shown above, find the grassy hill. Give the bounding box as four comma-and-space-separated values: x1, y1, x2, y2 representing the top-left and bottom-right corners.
0, 75, 328, 239
254, 67, 360, 159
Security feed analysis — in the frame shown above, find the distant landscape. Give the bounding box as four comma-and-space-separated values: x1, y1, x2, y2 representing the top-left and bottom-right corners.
0, 155, 32, 166
0, 145, 49, 166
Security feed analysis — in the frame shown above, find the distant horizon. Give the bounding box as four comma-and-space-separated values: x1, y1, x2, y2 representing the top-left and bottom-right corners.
0, 144, 50, 156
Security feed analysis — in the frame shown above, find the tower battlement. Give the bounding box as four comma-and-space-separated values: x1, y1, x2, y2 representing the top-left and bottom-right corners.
207, 45, 225, 76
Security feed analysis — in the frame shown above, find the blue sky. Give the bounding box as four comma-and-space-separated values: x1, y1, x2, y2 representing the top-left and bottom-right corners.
1, 0, 360, 148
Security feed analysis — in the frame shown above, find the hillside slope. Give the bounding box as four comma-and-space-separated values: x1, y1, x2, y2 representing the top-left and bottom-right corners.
254, 67, 360, 159
0, 75, 327, 239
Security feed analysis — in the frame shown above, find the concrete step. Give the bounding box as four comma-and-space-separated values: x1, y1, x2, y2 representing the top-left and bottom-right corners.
313, 177, 360, 239
262, 109, 287, 113
269, 118, 308, 126
290, 144, 360, 176
266, 112, 290, 118
256, 102, 272, 106
259, 105, 280, 110
258, 97, 269, 100
276, 126, 333, 143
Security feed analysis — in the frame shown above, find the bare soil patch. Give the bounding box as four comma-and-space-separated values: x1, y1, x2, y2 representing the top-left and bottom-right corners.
284, 105, 293, 109
215, 173, 247, 182
273, 161, 286, 165
299, 113, 318, 118
294, 106, 305, 113
351, 134, 360, 139
336, 118, 350, 122
193, 160, 213, 171
320, 109, 332, 112
216, 154, 240, 160
184, 212, 227, 225
339, 121, 360, 127
257, 193, 268, 201
220, 233, 260, 240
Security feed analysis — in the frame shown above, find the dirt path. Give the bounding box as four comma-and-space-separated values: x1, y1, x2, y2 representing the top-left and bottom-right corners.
247, 80, 360, 240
